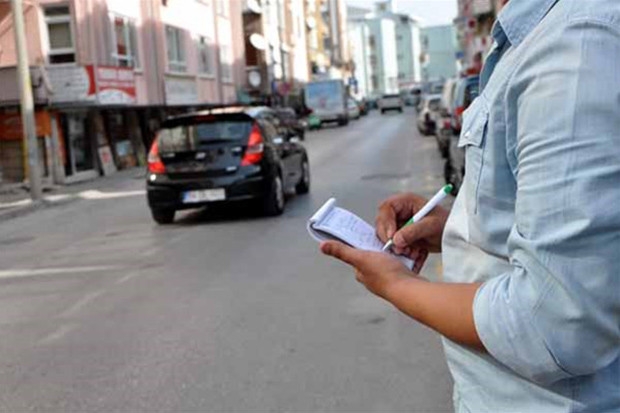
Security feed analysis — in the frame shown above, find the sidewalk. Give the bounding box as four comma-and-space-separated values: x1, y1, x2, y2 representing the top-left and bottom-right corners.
0, 168, 146, 222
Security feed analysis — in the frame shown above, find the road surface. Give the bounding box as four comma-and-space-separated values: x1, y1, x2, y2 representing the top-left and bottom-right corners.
0, 108, 454, 412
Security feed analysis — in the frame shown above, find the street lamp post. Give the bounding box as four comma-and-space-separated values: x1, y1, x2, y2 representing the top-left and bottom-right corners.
11, 0, 42, 201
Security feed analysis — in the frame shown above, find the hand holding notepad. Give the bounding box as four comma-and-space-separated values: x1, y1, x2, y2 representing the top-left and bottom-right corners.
307, 198, 414, 269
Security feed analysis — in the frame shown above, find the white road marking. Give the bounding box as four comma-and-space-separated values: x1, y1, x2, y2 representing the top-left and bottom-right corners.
38, 323, 77, 345
0, 265, 120, 279
114, 271, 143, 285
60, 289, 106, 317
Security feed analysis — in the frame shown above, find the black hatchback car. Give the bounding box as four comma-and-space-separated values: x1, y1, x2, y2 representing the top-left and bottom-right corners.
146, 106, 310, 224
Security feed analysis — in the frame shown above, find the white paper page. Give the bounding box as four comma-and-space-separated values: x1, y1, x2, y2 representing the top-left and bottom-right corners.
308, 200, 414, 269
315, 207, 384, 251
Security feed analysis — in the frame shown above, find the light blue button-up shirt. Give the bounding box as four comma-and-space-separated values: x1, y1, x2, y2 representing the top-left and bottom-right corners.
441, 0, 620, 411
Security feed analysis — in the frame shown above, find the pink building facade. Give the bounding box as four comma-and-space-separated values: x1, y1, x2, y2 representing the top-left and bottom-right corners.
0, 0, 245, 184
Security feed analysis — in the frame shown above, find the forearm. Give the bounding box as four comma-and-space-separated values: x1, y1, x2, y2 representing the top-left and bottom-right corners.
384, 276, 485, 351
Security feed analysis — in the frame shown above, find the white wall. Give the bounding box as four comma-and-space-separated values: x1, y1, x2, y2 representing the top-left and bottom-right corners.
380, 18, 397, 93
291, 0, 309, 82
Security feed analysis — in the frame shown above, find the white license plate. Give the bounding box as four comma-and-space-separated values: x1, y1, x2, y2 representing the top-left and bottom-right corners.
182, 189, 226, 203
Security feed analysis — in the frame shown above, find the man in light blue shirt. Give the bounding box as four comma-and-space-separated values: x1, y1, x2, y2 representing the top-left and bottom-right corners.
320, 0, 620, 411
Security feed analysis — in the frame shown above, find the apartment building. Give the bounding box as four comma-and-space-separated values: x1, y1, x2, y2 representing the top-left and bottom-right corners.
346, 1, 422, 98
241, 0, 310, 106
0, 0, 244, 184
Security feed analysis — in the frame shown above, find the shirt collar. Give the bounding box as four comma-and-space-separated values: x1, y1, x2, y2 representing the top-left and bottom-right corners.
495, 0, 559, 47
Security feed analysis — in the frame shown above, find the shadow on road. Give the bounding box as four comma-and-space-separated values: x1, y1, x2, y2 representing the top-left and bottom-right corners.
171, 194, 312, 226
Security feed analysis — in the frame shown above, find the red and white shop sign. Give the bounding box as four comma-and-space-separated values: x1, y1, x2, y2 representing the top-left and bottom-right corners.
89, 65, 136, 104
46, 65, 136, 105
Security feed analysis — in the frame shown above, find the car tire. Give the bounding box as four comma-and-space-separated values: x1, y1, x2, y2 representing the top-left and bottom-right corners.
263, 173, 285, 216
381, 110, 385, 114
296, 157, 310, 194
151, 208, 175, 224
399, 108, 403, 113
444, 161, 462, 196
440, 144, 449, 159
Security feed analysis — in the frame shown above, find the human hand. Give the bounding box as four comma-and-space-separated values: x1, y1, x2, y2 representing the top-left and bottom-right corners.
320, 241, 417, 299
375, 193, 449, 268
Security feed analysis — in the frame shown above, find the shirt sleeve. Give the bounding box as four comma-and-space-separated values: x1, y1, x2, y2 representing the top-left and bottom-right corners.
473, 19, 620, 385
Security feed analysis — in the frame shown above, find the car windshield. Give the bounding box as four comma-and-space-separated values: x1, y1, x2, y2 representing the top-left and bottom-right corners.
158, 120, 252, 151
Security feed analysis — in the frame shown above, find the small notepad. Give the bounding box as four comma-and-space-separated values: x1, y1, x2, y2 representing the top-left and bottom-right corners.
308, 198, 414, 269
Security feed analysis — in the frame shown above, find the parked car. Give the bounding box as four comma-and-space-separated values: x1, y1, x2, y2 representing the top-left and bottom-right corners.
347, 99, 361, 120
444, 75, 480, 195
378, 93, 404, 114
306, 113, 322, 130
366, 95, 379, 110
450, 75, 480, 135
146, 106, 310, 224
416, 94, 442, 136
274, 107, 306, 140
357, 98, 369, 116
404, 86, 422, 107
432, 78, 458, 158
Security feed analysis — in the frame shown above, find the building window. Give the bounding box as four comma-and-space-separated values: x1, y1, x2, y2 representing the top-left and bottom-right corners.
215, 0, 229, 17
165, 26, 186, 72
368, 35, 375, 48
110, 15, 140, 68
196, 35, 214, 75
44, 6, 75, 64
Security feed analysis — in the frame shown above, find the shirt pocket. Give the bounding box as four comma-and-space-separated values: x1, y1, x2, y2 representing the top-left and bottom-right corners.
458, 97, 489, 214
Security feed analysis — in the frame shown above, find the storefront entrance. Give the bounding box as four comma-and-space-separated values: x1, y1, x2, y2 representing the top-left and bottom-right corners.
60, 111, 98, 183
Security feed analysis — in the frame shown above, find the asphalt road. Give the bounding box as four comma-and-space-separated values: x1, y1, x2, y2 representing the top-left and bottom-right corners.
0, 108, 454, 412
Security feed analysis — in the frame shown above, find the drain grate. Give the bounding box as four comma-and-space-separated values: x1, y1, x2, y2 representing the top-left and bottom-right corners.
0, 236, 35, 246
361, 172, 411, 181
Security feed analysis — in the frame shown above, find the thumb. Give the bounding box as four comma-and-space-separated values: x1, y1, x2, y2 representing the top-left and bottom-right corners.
393, 221, 431, 249
320, 241, 364, 268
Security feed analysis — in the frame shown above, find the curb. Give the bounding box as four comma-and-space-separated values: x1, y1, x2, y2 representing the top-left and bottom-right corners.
0, 196, 79, 224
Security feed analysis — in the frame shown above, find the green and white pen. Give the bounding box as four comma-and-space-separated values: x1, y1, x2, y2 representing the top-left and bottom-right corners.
381, 184, 453, 252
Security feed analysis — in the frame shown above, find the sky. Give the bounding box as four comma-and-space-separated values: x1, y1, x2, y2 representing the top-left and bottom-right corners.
345, 0, 458, 27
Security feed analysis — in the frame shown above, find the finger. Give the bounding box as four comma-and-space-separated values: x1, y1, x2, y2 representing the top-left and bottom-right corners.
320, 241, 365, 268
412, 249, 429, 273
376, 203, 397, 242
393, 221, 434, 249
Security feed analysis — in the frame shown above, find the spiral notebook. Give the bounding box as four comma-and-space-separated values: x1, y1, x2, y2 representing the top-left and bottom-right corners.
308, 198, 414, 269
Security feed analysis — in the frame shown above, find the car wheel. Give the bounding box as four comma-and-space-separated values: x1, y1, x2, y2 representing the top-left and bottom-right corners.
151, 208, 175, 224
296, 157, 310, 194
263, 173, 285, 216
399, 108, 403, 113
381, 109, 385, 114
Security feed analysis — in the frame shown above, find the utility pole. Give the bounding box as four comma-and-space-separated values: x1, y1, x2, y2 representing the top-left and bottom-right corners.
11, 0, 42, 201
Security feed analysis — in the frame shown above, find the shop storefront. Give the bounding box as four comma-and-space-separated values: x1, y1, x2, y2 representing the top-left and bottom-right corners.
45, 64, 140, 181
0, 109, 61, 184
57, 110, 98, 183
